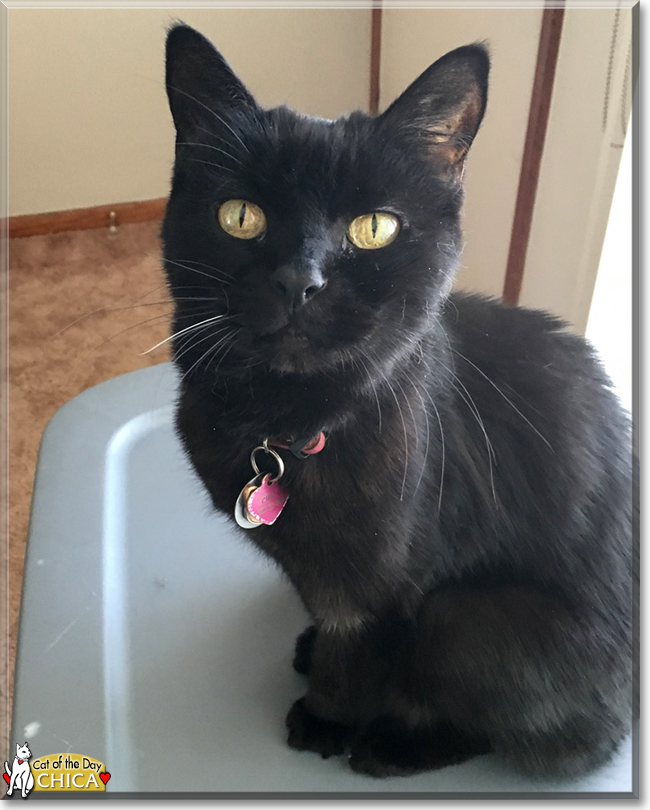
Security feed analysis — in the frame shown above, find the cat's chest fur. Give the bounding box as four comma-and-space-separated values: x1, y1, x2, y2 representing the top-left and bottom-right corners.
175, 380, 431, 627
172, 291, 630, 630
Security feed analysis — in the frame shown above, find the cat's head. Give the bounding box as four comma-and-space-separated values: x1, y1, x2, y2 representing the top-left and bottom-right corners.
162, 24, 488, 379
16, 743, 31, 760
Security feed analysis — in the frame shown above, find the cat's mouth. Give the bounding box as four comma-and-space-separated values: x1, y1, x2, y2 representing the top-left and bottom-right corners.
262, 326, 312, 366
249, 312, 316, 348
256, 322, 307, 341
245, 320, 330, 374
234, 299, 378, 374
277, 323, 311, 340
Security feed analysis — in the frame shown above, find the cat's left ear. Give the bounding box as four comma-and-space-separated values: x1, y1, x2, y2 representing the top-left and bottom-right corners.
379, 44, 489, 178
165, 23, 257, 141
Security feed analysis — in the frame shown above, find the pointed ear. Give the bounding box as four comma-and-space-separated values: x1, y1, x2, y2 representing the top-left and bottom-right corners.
16, 744, 20, 754
165, 23, 256, 140
380, 44, 489, 178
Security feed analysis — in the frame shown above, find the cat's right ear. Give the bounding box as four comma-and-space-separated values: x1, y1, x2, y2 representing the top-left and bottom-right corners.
165, 23, 256, 140
379, 43, 489, 180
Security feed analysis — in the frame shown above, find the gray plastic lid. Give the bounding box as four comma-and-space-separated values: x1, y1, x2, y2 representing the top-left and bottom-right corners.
10, 363, 635, 796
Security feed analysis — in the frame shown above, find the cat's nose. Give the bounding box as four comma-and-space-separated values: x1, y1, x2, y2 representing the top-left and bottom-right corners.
271, 263, 327, 312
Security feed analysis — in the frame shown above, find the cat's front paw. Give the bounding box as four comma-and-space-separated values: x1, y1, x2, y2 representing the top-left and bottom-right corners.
286, 698, 352, 759
349, 717, 420, 777
349, 717, 491, 777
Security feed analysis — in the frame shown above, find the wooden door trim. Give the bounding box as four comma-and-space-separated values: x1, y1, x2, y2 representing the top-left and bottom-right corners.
502, 3, 566, 305
369, 3, 383, 114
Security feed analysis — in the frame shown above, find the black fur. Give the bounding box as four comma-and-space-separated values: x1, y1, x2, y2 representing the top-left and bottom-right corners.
162, 24, 634, 778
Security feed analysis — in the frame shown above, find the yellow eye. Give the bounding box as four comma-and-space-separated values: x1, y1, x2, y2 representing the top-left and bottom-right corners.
347, 212, 400, 250
218, 199, 266, 239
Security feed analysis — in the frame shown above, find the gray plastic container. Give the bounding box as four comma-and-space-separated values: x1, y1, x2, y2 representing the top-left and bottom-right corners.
10, 363, 635, 797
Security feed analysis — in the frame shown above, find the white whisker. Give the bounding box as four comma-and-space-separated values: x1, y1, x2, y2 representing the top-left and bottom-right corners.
187, 157, 237, 175
167, 258, 234, 281
408, 372, 446, 512
211, 330, 240, 375
394, 375, 419, 455
173, 324, 232, 365
453, 349, 554, 452
139, 314, 231, 355
404, 374, 431, 498
355, 352, 383, 434
163, 257, 232, 284
166, 83, 251, 156
182, 328, 237, 382
175, 141, 245, 167
361, 349, 410, 501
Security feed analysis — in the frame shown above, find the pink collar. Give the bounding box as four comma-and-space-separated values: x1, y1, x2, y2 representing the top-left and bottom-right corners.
269, 431, 327, 459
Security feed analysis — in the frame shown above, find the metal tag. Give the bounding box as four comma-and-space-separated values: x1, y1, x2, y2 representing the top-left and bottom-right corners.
234, 439, 291, 529
234, 474, 265, 529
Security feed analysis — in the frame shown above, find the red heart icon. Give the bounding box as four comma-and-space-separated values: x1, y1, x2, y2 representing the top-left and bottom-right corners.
3, 773, 9, 785
100, 772, 111, 785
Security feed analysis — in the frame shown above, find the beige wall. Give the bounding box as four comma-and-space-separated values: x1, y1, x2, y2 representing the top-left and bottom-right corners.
9, 7, 632, 331
8, 8, 371, 216
520, 5, 633, 331
379, 8, 543, 298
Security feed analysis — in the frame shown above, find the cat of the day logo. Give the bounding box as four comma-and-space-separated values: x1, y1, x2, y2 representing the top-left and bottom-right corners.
4, 744, 111, 796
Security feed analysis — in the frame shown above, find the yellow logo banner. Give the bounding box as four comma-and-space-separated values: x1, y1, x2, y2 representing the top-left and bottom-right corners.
30, 754, 110, 792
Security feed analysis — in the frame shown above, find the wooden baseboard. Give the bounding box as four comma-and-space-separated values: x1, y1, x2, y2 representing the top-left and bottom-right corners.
6, 197, 168, 239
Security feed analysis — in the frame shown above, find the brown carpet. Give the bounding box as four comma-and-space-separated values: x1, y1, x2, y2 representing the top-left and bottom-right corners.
5, 220, 171, 753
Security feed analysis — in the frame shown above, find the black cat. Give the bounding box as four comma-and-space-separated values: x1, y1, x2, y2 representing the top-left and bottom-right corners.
161, 24, 634, 778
